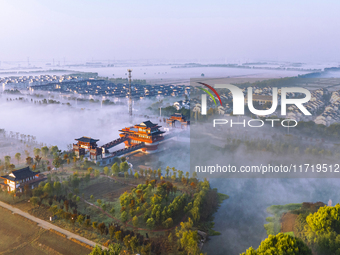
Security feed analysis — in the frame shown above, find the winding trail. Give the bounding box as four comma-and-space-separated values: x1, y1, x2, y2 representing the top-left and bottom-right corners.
0, 200, 105, 250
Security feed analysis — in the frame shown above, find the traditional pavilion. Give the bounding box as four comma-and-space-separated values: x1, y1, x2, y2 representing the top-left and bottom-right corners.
119, 120, 165, 153
166, 113, 189, 128
0, 167, 45, 193
73, 136, 102, 160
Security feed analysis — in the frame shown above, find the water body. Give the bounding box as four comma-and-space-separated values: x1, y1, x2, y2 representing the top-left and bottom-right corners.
203, 178, 340, 255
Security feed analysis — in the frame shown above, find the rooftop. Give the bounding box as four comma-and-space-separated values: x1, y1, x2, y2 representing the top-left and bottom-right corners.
138, 120, 157, 128
75, 136, 99, 143
1, 167, 38, 181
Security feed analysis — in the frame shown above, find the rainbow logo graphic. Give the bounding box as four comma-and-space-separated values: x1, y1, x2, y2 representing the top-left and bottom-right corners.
197, 82, 222, 115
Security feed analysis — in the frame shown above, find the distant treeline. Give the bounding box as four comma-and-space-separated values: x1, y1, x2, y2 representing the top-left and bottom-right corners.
296, 121, 340, 139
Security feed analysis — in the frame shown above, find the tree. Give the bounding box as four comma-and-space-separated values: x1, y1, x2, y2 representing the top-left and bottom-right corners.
35, 155, 42, 166
115, 231, 122, 242
109, 225, 116, 239
90, 244, 122, 255
77, 214, 85, 225
26, 157, 33, 166
130, 236, 138, 253
50, 205, 58, 216
123, 235, 131, 250
111, 163, 120, 175
43, 183, 52, 195
103, 166, 110, 176
120, 161, 129, 172
134, 172, 139, 179
306, 204, 340, 235
132, 216, 139, 227
51, 146, 59, 156
168, 233, 173, 244
163, 217, 173, 228
175, 218, 201, 255
84, 219, 91, 228
30, 196, 39, 207
240, 233, 312, 255
4, 155, 11, 165
178, 170, 183, 180
97, 199, 102, 206
33, 148, 41, 156
92, 221, 98, 230
110, 207, 115, 215
146, 217, 155, 229
98, 222, 106, 235
190, 206, 200, 222
52, 157, 62, 170
41, 146, 49, 158
121, 211, 128, 222
94, 169, 100, 178
15, 153, 21, 165
87, 167, 93, 174
53, 181, 61, 194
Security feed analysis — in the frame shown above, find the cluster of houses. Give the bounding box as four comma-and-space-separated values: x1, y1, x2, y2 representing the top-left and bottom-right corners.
191, 85, 340, 126
1, 74, 82, 91
286, 88, 327, 122
173, 99, 190, 110
29, 80, 190, 99
314, 90, 340, 126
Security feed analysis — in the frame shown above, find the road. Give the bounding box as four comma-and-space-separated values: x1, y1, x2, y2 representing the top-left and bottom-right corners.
0, 200, 105, 250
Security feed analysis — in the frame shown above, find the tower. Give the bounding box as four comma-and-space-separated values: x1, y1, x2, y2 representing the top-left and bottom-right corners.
128, 69, 132, 117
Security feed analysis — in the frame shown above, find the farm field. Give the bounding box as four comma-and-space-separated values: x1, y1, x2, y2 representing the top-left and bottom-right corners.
0, 206, 91, 255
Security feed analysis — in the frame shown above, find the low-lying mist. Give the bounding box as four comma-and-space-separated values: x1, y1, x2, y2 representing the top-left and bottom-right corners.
0, 97, 162, 150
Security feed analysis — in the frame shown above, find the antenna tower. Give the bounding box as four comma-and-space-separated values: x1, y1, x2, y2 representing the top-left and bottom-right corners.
128, 69, 132, 117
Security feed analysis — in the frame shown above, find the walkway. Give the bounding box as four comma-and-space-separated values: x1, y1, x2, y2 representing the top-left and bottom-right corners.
0, 201, 105, 250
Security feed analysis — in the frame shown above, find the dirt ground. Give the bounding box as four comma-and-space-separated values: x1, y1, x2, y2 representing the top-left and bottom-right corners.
83, 178, 131, 200
0, 206, 91, 255
280, 212, 298, 233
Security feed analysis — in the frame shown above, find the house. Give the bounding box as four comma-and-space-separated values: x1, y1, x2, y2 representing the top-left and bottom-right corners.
0, 167, 46, 193
247, 95, 273, 105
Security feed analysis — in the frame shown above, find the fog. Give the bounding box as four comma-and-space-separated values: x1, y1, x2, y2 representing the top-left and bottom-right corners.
0, 96, 162, 150
191, 117, 340, 254
203, 177, 340, 255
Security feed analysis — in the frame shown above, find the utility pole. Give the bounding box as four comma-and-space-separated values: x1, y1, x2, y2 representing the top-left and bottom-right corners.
128, 69, 132, 117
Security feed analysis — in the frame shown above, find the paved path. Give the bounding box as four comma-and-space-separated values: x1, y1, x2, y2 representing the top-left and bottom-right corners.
0, 201, 105, 250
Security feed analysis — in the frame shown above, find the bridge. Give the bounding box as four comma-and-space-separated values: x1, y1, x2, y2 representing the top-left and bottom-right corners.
101, 137, 128, 150
105, 143, 145, 159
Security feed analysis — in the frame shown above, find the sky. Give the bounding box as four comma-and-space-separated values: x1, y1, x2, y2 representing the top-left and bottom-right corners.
0, 0, 340, 63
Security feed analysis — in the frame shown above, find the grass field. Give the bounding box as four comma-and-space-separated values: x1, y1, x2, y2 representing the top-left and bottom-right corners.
82, 178, 131, 200
0, 206, 91, 255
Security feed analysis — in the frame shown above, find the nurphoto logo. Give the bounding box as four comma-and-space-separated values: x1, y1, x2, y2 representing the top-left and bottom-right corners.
198, 82, 312, 128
